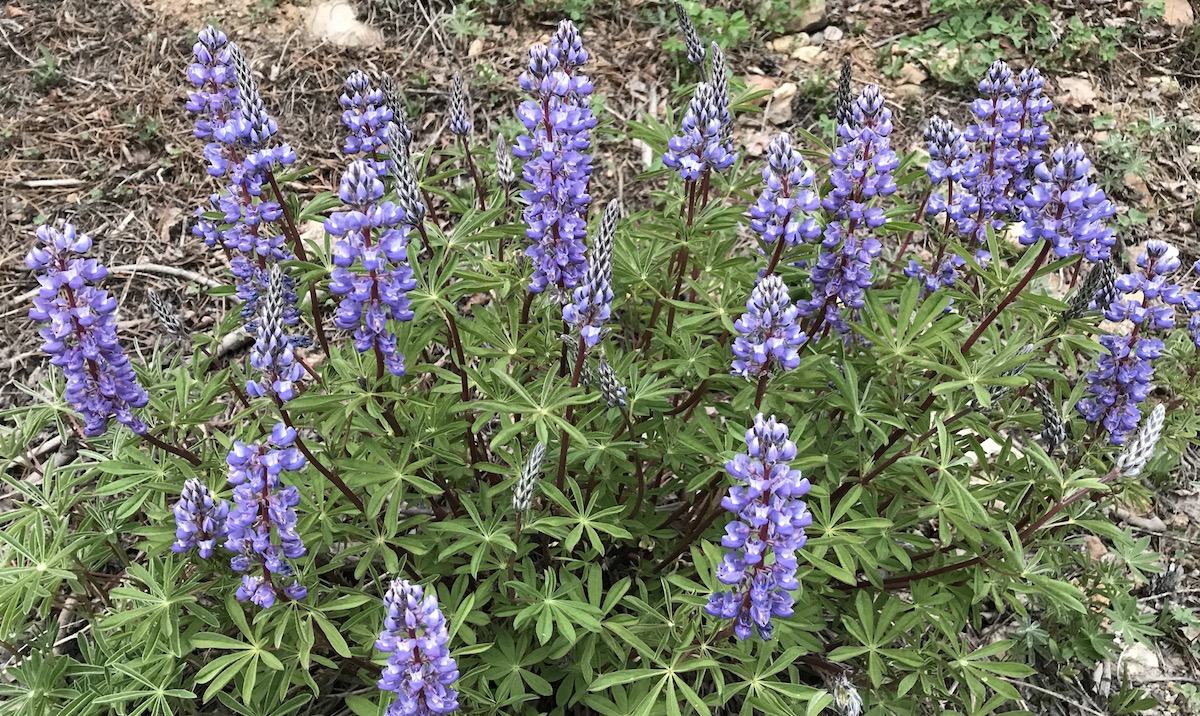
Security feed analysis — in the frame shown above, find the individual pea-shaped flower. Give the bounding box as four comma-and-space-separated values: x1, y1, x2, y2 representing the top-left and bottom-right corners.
172, 479, 230, 559
26, 223, 150, 436
731, 275, 805, 379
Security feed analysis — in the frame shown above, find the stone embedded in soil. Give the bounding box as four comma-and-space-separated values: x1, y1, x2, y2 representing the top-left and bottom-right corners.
899, 62, 927, 85
823, 25, 844, 42
775, 0, 828, 33
894, 83, 922, 101
306, 0, 383, 49
1056, 75, 1098, 109
791, 45, 824, 64
743, 75, 777, 106
1121, 642, 1161, 683
1124, 172, 1151, 208
767, 82, 798, 125
1164, 0, 1195, 29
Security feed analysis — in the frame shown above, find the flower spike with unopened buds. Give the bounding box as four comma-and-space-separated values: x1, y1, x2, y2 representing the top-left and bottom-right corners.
834, 56, 853, 134
339, 70, 392, 159
709, 41, 732, 144
563, 199, 618, 348
513, 442, 547, 515
449, 72, 471, 137
1116, 403, 1165, 477
246, 264, 306, 401
732, 274, 805, 379
829, 673, 863, 716
388, 124, 426, 227
378, 73, 412, 148
1064, 259, 1119, 321
147, 288, 185, 336
673, 0, 706, 67
1034, 382, 1066, 454
494, 133, 515, 188
596, 359, 627, 408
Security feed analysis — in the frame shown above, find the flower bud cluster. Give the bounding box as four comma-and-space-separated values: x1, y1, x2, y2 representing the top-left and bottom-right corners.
731, 275, 805, 379
376, 580, 460, 716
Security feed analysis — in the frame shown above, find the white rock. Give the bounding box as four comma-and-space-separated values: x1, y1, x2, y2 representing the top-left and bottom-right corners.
306, 0, 383, 49
1121, 642, 1161, 683
1056, 76, 1098, 109
1164, 0, 1195, 29
823, 25, 844, 42
899, 62, 927, 85
468, 38, 484, 58
791, 45, 824, 64
767, 82, 797, 125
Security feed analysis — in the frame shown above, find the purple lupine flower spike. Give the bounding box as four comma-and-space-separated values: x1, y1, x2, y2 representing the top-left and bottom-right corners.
1077, 240, 1189, 444
705, 414, 812, 640
1019, 143, 1116, 262
663, 81, 737, 182
326, 158, 416, 376
1010, 67, 1052, 196
749, 134, 821, 251
376, 579, 460, 716
799, 84, 896, 337
1188, 260, 1200, 348
514, 23, 596, 295
26, 223, 150, 436
224, 422, 307, 608
172, 478, 230, 558
563, 199, 619, 348
340, 70, 393, 160
732, 274, 805, 378
246, 264, 306, 401
449, 73, 471, 137
905, 116, 969, 293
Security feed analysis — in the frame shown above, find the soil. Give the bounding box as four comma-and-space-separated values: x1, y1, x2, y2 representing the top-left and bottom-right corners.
1, 0, 1198, 712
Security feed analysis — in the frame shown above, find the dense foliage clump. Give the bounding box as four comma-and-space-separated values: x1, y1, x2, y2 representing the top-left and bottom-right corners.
4, 5, 1200, 716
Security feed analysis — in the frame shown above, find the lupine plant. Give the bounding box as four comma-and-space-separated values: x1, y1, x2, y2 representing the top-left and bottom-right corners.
6, 8, 1200, 716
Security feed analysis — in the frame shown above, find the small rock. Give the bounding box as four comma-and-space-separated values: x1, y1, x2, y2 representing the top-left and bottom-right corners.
769, 36, 793, 53
791, 46, 824, 64
1056, 76, 1098, 109
767, 82, 798, 125
743, 74, 777, 106
306, 0, 383, 48
744, 130, 774, 157
894, 83, 923, 101
823, 25, 844, 42
1164, 0, 1195, 29
1121, 643, 1161, 683
899, 62, 927, 85
782, 0, 827, 33
467, 38, 484, 58
1158, 75, 1182, 98
1124, 172, 1151, 207
1084, 535, 1109, 562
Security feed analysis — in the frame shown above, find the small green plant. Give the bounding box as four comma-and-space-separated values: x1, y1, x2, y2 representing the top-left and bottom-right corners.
442, 0, 488, 39
119, 108, 162, 143
32, 44, 63, 93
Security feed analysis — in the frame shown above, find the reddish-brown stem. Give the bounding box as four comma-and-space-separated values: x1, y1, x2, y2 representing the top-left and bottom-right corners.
519, 291, 534, 326
141, 431, 203, 467
266, 172, 331, 358
960, 241, 1052, 356
276, 402, 366, 514
443, 311, 483, 478
763, 235, 789, 278
652, 497, 725, 573
458, 135, 487, 212
754, 369, 771, 410
555, 339, 590, 490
